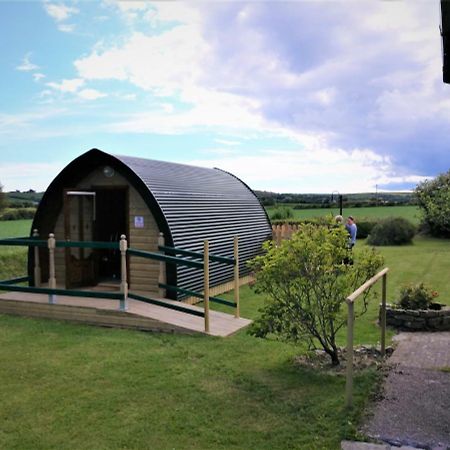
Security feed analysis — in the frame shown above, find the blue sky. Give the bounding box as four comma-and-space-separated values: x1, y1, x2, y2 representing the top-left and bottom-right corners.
0, 1, 449, 194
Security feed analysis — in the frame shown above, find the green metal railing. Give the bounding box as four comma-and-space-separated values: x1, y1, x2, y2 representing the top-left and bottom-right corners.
0, 232, 241, 330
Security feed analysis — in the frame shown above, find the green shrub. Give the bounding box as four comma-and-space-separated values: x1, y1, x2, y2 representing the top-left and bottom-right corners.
270, 206, 294, 221
249, 221, 384, 366
355, 219, 377, 239
0, 208, 36, 221
415, 169, 450, 238
396, 283, 439, 310
367, 217, 416, 246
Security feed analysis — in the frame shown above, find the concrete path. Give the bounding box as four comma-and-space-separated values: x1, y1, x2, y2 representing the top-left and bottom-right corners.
362, 332, 450, 450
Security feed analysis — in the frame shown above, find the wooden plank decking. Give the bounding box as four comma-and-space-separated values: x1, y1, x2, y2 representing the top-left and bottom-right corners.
0, 290, 252, 337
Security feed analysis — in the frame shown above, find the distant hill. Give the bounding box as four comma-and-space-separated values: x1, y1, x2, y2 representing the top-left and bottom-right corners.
7, 190, 44, 207
254, 190, 416, 208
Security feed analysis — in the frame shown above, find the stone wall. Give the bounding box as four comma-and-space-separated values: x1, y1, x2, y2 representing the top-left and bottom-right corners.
384, 304, 450, 331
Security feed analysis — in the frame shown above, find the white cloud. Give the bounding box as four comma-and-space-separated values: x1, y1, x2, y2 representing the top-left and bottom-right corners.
183, 147, 401, 194
33, 73, 46, 82
75, 25, 209, 96
16, 53, 39, 72
77, 88, 107, 100
47, 78, 85, 93
0, 162, 66, 192
58, 23, 75, 33
43, 2, 79, 22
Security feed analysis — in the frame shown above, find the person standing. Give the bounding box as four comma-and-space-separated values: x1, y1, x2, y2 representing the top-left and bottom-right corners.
345, 216, 357, 248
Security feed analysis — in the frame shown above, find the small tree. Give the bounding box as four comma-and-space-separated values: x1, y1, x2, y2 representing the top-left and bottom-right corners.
415, 169, 450, 238
249, 222, 384, 365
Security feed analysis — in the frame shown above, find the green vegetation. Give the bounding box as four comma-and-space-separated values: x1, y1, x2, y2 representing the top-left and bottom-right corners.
396, 282, 439, 310
415, 169, 450, 237
367, 217, 416, 246
266, 205, 420, 224
0, 312, 376, 450
0, 215, 448, 449
270, 206, 294, 220
0, 219, 32, 239
249, 221, 383, 365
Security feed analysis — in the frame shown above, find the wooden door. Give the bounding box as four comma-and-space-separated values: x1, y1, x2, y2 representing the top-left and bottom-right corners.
64, 191, 96, 288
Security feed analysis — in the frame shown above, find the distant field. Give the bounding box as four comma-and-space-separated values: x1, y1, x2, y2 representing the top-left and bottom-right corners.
0, 219, 33, 239
266, 205, 420, 224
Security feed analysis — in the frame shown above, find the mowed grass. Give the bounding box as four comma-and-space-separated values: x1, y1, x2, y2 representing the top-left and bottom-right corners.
266, 205, 420, 224
0, 315, 380, 450
0, 220, 31, 279
0, 217, 449, 449
0, 219, 32, 239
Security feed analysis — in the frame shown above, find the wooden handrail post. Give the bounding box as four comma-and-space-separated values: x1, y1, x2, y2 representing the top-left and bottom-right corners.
120, 235, 128, 311
204, 240, 210, 333
345, 300, 354, 408
381, 272, 387, 357
48, 233, 56, 304
158, 233, 167, 298
234, 236, 240, 319
33, 229, 41, 287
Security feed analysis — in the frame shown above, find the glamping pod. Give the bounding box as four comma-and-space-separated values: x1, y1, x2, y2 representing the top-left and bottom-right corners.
29, 149, 271, 300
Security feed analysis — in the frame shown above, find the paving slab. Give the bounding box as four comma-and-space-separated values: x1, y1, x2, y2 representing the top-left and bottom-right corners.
362, 332, 450, 450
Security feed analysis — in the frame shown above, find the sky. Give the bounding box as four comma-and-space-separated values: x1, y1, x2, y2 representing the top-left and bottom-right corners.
0, 0, 449, 194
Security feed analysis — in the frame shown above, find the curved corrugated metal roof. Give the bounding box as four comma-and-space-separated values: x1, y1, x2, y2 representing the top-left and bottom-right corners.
31, 149, 272, 298
114, 153, 272, 296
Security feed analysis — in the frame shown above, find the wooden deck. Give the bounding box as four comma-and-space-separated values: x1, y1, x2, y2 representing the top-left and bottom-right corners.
0, 289, 252, 337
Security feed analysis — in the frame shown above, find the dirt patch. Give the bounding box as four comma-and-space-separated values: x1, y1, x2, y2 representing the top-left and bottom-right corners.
293, 346, 395, 374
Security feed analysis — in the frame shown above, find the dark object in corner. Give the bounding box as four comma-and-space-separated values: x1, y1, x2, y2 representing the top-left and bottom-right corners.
441, 0, 450, 83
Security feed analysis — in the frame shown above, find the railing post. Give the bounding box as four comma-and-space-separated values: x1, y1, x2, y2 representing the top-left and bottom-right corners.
48, 233, 56, 304
345, 299, 354, 408
120, 235, 128, 311
234, 235, 240, 319
204, 240, 210, 333
33, 229, 41, 288
381, 272, 387, 357
158, 233, 167, 298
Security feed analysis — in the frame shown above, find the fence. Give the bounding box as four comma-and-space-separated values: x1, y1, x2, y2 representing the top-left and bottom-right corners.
0, 231, 241, 333
272, 224, 301, 244
345, 267, 389, 408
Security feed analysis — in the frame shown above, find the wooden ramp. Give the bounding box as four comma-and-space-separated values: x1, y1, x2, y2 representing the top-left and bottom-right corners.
0, 291, 252, 337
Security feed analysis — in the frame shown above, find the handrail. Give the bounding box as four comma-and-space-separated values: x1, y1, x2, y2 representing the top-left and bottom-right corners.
346, 267, 389, 303
0, 276, 30, 285
159, 283, 236, 308
0, 238, 47, 247
128, 248, 204, 269
0, 232, 241, 329
0, 283, 124, 300
128, 292, 204, 318
158, 245, 236, 266
345, 267, 389, 408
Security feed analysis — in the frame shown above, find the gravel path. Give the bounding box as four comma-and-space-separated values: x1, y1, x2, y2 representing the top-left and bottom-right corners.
362, 332, 450, 450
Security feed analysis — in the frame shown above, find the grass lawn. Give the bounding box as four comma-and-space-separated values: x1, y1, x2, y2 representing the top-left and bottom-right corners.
266, 205, 420, 224
0, 219, 33, 239
0, 217, 448, 449
0, 220, 31, 279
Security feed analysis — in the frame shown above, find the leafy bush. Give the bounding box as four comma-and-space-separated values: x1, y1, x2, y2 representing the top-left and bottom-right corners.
355, 219, 377, 239
0, 208, 36, 221
415, 169, 450, 238
396, 283, 439, 310
249, 220, 384, 365
270, 206, 294, 221
367, 217, 416, 246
